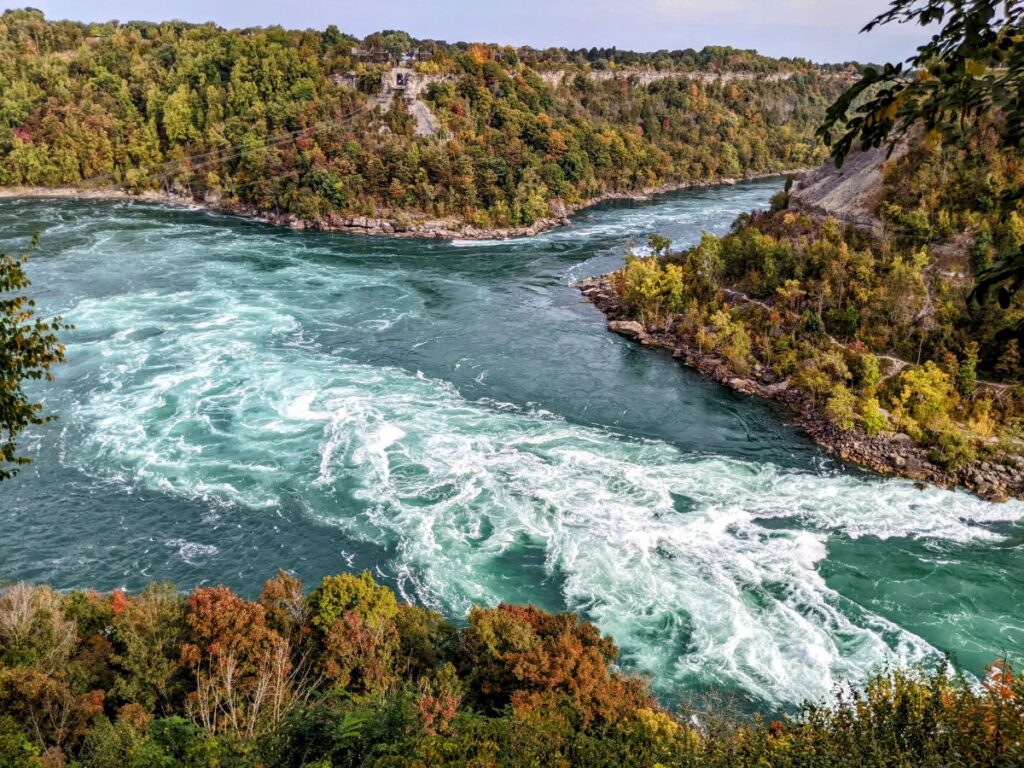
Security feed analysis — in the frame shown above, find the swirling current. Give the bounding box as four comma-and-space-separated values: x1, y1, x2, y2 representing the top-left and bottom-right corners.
1, 180, 1021, 710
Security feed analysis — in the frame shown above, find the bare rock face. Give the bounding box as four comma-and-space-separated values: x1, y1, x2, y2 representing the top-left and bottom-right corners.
608, 320, 646, 339
789, 141, 910, 230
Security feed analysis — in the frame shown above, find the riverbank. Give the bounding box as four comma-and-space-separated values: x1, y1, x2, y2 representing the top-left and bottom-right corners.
577, 274, 1024, 503
0, 170, 806, 241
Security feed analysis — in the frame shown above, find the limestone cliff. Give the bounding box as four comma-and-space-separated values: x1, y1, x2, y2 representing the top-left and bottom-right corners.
788, 141, 910, 230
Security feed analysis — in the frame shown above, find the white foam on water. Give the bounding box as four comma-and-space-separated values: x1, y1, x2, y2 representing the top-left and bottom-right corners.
166, 539, 219, 565
59, 285, 1024, 708
19, 190, 1016, 709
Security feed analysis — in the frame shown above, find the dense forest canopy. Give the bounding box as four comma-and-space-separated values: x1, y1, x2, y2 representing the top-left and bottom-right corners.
605, 0, 1024, 489
0, 9, 852, 229
0, 573, 1020, 767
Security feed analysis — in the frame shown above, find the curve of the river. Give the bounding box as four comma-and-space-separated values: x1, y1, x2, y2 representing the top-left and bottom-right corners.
1, 180, 1021, 710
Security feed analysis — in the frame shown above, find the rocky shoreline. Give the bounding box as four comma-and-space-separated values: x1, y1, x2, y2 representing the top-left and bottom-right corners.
577, 275, 1024, 503
0, 170, 805, 242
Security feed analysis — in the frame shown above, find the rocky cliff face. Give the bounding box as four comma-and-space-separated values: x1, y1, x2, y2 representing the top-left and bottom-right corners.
788, 141, 910, 230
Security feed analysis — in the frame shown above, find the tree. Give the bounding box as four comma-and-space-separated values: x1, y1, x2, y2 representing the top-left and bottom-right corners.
648, 233, 672, 256
825, 385, 857, 430
957, 341, 979, 394
110, 584, 187, 715
996, 337, 1021, 378
1, 240, 70, 481
861, 396, 891, 436
820, 1, 1024, 166
818, 2, 1024, 330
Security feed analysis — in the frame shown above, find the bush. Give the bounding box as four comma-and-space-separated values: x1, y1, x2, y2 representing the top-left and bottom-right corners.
861, 396, 890, 436
825, 385, 857, 430
617, 257, 685, 326
929, 429, 978, 470
709, 310, 753, 375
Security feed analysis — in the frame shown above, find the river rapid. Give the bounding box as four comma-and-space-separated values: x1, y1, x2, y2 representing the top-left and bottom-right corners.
1, 180, 1021, 710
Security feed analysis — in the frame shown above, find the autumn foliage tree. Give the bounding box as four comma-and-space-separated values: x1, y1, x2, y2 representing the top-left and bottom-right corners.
460, 604, 651, 727
0, 573, 1019, 766
180, 586, 294, 736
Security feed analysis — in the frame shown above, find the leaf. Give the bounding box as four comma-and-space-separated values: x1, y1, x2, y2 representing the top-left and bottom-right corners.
965, 59, 988, 77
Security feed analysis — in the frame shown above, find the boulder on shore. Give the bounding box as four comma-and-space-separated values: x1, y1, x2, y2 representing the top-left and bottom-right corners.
608, 320, 646, 340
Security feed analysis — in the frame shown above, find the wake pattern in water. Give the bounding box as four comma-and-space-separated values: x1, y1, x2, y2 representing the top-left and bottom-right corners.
62, 282, 1022, 707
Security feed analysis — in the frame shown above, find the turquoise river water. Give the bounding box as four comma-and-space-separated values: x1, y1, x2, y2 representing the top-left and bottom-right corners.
0, 180, 1021, 710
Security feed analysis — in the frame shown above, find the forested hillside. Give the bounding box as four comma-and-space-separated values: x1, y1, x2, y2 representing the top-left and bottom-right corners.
586, 0, 1024, 501
585, 123, 1024, 499
0, 573, 1020, 767
0, 9, 850, 233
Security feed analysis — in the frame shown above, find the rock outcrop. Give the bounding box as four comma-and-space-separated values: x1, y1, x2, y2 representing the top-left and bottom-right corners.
788, 141, 910, 231
607, 320, 647, 340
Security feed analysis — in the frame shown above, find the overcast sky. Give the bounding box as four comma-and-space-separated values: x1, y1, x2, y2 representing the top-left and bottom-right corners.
24, 1, 927, 64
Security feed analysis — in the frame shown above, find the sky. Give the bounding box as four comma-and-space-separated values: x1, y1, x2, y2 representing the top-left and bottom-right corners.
23, 1, 927, 64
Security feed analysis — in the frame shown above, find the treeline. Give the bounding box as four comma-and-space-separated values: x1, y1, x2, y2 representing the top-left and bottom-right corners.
339, 29, 855, 73
518, 45, 857, 74
612, 122, 1024, 471
0, 573, 1020, 767
0, 9, 848, 229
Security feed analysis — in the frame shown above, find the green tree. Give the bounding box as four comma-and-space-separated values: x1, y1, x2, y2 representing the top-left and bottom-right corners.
161, 85, 197, 144
996, 338, 1021, 379
861, 396, 890, 436
957, 341, 979, 395
648, 233, 672, 257
0, 716, 42, 768
819, 2, 1024, 330
825, 385, 857, 430
1, 241, 70, 481
821, 1, 1024, 166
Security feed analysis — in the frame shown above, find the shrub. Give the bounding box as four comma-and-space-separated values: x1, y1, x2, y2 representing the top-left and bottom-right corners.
861, 396, 890, 436
893, 361, 958, 437
825, 385, 857, 430
709, 310, 753, 375
929, 429, 978, 470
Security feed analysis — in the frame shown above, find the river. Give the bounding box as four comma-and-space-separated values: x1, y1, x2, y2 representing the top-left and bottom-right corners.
1, 179, 1021, 710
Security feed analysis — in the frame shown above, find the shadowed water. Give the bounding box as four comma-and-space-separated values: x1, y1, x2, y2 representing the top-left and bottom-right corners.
1, 180, 1021, 709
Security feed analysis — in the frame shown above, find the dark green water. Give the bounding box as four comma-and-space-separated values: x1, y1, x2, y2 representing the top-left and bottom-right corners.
1, 180, 1020, 708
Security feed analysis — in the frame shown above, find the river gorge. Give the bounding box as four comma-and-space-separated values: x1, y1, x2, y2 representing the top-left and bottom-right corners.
1, 179, 1021, 712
